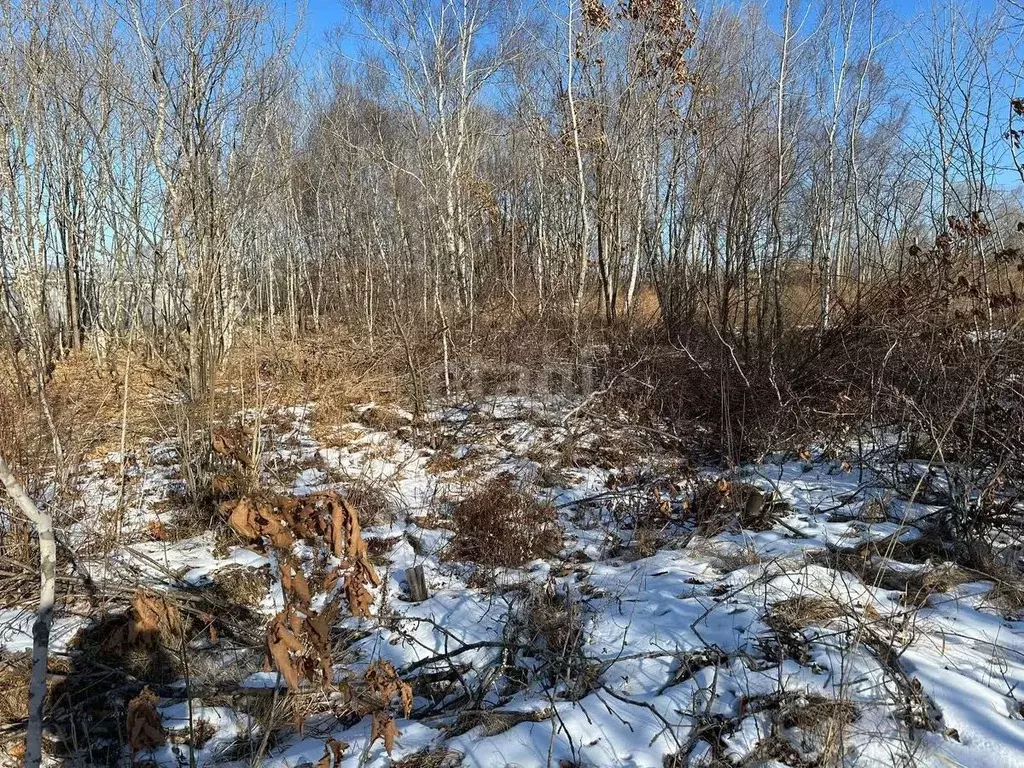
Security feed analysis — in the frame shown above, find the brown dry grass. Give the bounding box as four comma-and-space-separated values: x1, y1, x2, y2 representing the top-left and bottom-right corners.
0, 656, 29, 724
216, 327, 415, 440
762, 596, 847, 666
0, 346, 182, 466
0, 325, 410, 473
450, 708, 552, 738
391, 747, 465, 767
691, 479, 786, 534
425, 451, 463, 474
341, 480, 398, 528
211, 565, 272, 608
446, 476, 562, 567
748, 692, 859, 767
879, 562, 979, 608
769, 596, 847, 629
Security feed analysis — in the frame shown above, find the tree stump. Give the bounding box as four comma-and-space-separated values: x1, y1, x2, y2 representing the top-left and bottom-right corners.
405, 565, 428, 603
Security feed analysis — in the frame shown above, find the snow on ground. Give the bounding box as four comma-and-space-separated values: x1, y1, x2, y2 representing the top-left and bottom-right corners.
3, 395, 1024, 766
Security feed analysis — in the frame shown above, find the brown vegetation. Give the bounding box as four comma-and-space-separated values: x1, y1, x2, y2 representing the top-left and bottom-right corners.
447, 477, 563, 568
2, 0, 1024, 764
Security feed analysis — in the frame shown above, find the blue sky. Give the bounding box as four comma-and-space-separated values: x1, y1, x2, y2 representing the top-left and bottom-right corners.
277, 0, 1001, 46
276, 0, 345, 60
275, 0, 1007, 66
273, 0, 1011, 98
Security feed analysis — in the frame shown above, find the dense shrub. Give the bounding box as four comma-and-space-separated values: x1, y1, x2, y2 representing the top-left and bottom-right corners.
447, 476, 562, 567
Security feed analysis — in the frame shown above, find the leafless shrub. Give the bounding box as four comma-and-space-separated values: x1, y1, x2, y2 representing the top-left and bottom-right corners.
510, 584, 596, 701
690, 478, 787, 534
339, 479, 399, 528
447, 477, 562, 567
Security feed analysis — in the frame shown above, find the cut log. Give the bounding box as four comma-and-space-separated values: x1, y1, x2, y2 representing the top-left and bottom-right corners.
405, 565, 428, 603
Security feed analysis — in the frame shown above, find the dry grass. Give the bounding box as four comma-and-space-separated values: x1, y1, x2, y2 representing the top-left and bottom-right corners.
623, 525, 667, 560
391, 747, 465, 767
44, 349, 164, 456
450, 708, 552, 738
510, 585, 597, 700
218, 328, 415, 441
0, 520, 34, 583
364, 536, 399, 567
340, 479, 399, 527
769, 596, 847, 630
523, 587, 583, 662
864, 561, 976, 608
663, 689, 858, 768
691, 479, 787, 534
167, 717, 217, 748
762, 596, 847, 666
777, 692, 857, 730
983, 576, 1024, 615
357, 404, 412, 431
446, 476, 562, 567
0, 656, 29, 724
211, 565, 272, 608
746, 692, 859, 767
425, 451, 463, 474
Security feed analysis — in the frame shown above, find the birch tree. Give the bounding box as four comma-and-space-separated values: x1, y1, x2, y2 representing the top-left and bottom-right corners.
0, 456, 55, 768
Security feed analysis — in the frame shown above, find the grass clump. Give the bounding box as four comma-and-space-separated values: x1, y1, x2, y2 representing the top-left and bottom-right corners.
447, 476, 562, 567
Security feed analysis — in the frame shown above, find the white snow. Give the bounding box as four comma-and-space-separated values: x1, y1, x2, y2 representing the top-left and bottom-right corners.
5, 395, 1024, 767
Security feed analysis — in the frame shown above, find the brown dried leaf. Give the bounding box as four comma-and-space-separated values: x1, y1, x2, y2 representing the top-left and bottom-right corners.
5, 742, 25, 762
280, 557, 311, 607
127, 687, 166, 753
345, 570, 374, 619
212, 431, 252, 468
306, 612, 330, 648
331, 498, 344, 558
227, 497, 295, 548
211, 475, 235, 496
128, 591, 182, 649
212, 431, 235, 457
364, 660, 412, 717
226, 498, 260, 539
267, 614, 301, 691
315, 737, 349, 768
370, 712, 400, 755
323, 565, 344, 593
200, 612, 218, 643
399, 680, 413, 718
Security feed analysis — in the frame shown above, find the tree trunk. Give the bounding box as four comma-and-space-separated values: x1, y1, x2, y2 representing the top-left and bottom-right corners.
0, 455, 55, 768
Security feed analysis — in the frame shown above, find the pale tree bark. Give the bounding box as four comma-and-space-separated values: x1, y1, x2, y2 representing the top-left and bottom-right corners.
566, 0, 592, 343
819, 0, 858, 330
0, 456, 55, 768
770, 0, 796, 342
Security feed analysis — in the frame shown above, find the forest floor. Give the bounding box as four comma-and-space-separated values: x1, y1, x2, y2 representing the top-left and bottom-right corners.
3, 395, 1024, 767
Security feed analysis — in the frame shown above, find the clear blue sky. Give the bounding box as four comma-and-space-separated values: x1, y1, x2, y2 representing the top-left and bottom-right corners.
276, 0, 346, 61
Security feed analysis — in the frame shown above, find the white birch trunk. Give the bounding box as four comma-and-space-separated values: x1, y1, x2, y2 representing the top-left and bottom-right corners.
0, 456, 55, 768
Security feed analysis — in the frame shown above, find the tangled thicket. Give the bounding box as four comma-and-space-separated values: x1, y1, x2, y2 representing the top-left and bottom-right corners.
447, 477, 563, 567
